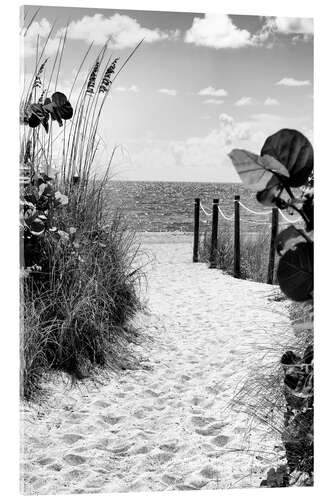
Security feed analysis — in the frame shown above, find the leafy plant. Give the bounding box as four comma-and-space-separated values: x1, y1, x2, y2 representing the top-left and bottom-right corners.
229, 128, 314, 302
229, 128, 314, 486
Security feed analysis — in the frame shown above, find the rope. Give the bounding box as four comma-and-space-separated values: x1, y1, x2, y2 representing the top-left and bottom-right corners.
238, 200, 271, 216
198, 200, 302, 225
200, 203, 212, 217
218, 205, 234, 221
278, 209, 302, 224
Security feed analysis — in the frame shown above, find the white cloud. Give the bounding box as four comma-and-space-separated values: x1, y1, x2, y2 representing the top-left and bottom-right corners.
23, 18, 61, 57
203, 99, 224, 105
258, 16, 313, 43
64, 13, 175, 49
198, 86, 228, 97
185, 14, 254, 49
276, 77, 311, 87
264, 97, 280, 106
128, 113, 256, 181
273, 17, 313, 35
118, 111, 312, 181
115, 85, 139, 93
235, 96, 256, 106
23, 14, 175, 57
157, 88, 177, 96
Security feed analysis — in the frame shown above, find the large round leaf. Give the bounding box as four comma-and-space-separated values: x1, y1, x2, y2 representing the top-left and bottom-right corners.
228, 149, 289, 190
277, 241, 313, 301
261, 129, 313, 187
275, 225, 306, 256
43, 92, 73, 126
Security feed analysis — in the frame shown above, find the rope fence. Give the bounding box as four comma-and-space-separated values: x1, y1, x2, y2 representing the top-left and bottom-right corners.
199, 202, 301, 225
193, 196, 302, 284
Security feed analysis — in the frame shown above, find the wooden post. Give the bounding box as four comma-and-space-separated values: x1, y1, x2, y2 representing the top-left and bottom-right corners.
209, 198, 219, 268
193, 198, 200, 263
267, 208, 279, 284
234, 195, 240, 278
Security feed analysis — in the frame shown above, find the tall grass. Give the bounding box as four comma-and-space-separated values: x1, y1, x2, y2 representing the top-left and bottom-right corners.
20, 9, 145, 400
199, 222, 275, 283
228, 298, 313, 486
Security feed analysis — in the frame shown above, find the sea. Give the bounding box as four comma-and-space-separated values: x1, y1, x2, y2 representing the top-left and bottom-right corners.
106, 181, 272, 233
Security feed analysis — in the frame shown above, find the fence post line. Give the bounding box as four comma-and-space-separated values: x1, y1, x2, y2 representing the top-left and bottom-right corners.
193, 198, 200, 263
234, 195, 241, 278
267, 208, 279, 284
209, 198, 219, 268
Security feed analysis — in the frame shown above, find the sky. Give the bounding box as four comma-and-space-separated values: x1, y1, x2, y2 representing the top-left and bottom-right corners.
22, 5, 313, 182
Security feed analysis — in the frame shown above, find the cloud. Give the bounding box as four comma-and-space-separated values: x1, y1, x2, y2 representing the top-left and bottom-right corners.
128, 113, 256, 181
24, 14, 176, 57
264, 97, 280, 106
273, 17, 313, 35
118, 111, 312, 181
276, 77, 311, 87
115, 85, 139, 93
157, 88, 177, 96
185, 14, 254, 49
203, 99, 224, 105
235, 96, 256, 106
23, 18, 61, 57
64, 13, 176, 48
198, 86, 228, 97
258, 16, 313, 43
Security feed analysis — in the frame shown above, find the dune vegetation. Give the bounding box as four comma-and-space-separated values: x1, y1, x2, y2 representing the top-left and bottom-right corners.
20, 15, 144, 400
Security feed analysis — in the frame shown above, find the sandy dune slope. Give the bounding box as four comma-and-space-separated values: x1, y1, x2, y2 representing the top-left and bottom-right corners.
21, 232, 292, 494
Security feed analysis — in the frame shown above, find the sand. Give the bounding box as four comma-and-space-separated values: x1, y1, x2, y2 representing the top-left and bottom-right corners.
21, 232, 292, 494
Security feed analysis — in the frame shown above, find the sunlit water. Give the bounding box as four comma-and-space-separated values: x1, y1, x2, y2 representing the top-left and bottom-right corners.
106, 181, 272, 233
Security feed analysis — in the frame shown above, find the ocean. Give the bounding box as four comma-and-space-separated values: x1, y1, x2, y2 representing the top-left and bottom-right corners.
106, 181, 272, 233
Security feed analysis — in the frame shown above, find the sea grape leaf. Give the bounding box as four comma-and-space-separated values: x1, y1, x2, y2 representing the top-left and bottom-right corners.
275, 226, 306, 256
228, 149, 289, 191
54, 191, 69, 206
29, 217, 45, 236
256, 175, 281, 206
277, 242, 313, 302
260, 154, 290, 177
28, 103, 49, 132
261, 128, 313, 187
43, 92, 73, 127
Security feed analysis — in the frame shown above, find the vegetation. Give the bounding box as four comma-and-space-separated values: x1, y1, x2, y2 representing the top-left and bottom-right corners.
20, 13, 144, 400
199, 222, 273, 283
229, 128, 314, 486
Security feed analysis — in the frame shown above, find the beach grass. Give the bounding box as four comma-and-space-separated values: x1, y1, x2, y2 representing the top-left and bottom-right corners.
20, 10, 144, 400
199, 222, 275, 283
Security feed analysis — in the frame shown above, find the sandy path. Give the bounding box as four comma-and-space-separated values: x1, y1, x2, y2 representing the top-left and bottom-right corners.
21, 232, 292, 494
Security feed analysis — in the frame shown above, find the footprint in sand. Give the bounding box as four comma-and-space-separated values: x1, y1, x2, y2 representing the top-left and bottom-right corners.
36, 457, 55, 468
63, 454, 87, 466
151, 452, 174, 465
62, 434, 84, 445
195, 422, 227, 436
47, 462, 62, 472
159, 440, 179, 453
102, 415, 124, 426
212, 435, 230, 447
200, 465, 220, 479
92, 400, 110, 408
111, 444, 133, 455
162, 474, 179, 486
191, 416, 215, 428
132, 445, 153, 455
